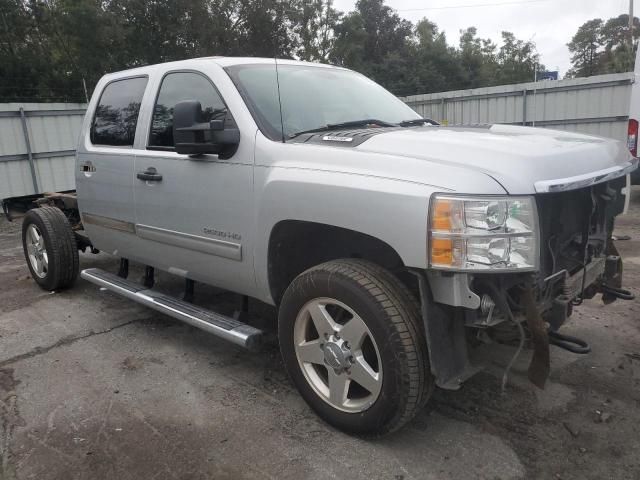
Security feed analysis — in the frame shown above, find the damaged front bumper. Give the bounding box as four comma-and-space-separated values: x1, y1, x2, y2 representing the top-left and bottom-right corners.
415, 253, 634, 391
417, 177, 635, 390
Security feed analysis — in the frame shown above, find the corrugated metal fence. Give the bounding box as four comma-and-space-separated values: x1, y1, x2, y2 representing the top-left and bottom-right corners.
0, 103, 86, 199
0, 72, 635, 199
400, 72, 635, 141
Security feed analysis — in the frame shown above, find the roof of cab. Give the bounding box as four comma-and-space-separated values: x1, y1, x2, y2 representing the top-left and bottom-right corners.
102, 56, 346, 80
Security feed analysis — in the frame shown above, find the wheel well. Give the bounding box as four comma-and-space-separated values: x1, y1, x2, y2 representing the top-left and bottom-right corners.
268, 220, 406, 304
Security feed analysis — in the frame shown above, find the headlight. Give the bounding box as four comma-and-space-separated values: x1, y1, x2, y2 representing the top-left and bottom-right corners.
428, 194, 539, 271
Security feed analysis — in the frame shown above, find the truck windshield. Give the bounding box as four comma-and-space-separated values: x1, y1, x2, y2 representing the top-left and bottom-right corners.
225, 63, 421, 141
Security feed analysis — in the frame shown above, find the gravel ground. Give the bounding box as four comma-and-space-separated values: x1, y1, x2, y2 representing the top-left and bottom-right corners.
1, 189, 639, 480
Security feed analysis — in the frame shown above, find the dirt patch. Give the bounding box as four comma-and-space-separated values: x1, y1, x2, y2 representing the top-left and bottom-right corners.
0, 369, 19, 393
0, 367, 25, 480
120, 356, 165, 371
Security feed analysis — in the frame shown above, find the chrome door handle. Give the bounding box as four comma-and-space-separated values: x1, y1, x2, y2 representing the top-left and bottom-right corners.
137, 167, 163, 182
80, 161, 96, 172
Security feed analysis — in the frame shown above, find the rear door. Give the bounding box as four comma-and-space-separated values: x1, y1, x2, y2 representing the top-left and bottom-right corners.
76, 75, 148, 257
132, 69, 255, 295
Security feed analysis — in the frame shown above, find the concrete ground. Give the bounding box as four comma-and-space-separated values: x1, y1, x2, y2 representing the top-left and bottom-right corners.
1, 191, 639, 480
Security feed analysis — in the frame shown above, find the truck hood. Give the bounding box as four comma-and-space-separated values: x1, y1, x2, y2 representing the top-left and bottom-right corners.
355, 124, 637, 194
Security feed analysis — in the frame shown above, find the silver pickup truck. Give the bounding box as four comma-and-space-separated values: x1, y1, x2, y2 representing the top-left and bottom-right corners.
11, 57, 638, 436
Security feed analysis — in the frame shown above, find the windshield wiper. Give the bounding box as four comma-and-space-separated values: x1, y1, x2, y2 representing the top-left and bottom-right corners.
399, 118, 439, 127
288, 118, 397, 139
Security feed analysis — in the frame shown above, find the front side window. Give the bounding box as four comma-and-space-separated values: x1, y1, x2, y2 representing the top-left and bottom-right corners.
90, 76, 148, 146
149, 72, 228, 149
225, 64, 420, 140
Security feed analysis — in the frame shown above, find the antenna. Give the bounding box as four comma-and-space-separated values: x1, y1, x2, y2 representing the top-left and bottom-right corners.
274, 44, 286, 143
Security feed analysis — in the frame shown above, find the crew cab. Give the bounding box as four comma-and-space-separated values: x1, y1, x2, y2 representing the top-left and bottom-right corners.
12, 57, 638, 436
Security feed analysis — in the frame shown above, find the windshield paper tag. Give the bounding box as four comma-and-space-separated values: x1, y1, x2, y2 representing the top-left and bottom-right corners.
322, 135, 353, 142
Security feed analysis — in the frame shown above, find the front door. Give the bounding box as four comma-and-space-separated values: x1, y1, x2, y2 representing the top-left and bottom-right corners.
132, 70, 255, 296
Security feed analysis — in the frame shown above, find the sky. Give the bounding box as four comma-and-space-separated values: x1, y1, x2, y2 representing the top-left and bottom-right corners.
331, 0, 633, 77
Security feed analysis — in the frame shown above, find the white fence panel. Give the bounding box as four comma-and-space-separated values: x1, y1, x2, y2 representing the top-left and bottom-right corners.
0, 103, 86, 199
1, 73, 635, 201
401, 72, 634, 142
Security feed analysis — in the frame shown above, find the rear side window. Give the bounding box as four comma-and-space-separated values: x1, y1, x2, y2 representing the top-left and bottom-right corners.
149, 72, 228, 149
90, 76, 148, 146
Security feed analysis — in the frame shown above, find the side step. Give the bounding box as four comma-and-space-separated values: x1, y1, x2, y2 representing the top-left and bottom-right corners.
81, 268, 262, 351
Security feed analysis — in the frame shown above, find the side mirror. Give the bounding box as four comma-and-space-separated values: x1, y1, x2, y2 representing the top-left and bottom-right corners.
173, 101, 240, 156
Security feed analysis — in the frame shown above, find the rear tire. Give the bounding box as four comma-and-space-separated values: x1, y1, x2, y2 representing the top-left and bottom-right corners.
22, 206, 79, 291
278, 259, 433, 436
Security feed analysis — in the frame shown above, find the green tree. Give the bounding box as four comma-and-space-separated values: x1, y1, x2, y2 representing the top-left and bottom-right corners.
290, 0, 341, 61
567, 15, 639, 77
496, 31, 542, 84
412, 19, 465, 93
331, 0, 415, 94
458, 27, 498, 88
600, 14, 640, 73
0, 0, 554, 101
0, 0, 78, 101
567, 19, 605, 77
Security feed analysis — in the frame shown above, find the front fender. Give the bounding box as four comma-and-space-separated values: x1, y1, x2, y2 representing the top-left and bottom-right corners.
253, 165, 436, 303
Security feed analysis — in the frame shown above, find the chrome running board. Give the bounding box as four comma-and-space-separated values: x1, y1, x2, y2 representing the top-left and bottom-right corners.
81, 268, 262, 351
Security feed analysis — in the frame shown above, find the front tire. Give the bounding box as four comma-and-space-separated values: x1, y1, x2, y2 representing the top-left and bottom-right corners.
22, 206, 79, 291
278, 259, 433, 436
